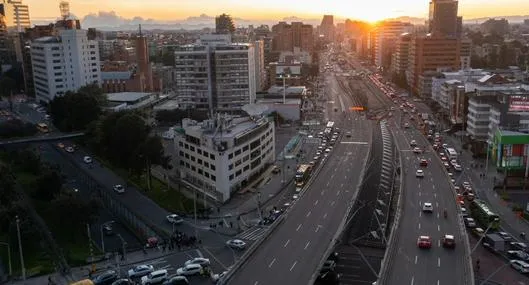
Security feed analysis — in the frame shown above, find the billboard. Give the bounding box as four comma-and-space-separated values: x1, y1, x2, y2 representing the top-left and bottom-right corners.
509, 95, 529, 112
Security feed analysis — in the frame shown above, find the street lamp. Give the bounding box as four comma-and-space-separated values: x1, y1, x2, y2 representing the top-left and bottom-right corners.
0, 242, 12, 276
15, 216, 25, 280
279, 73, 291, 104
470, 218, 499, 255
100, 220, 115, 253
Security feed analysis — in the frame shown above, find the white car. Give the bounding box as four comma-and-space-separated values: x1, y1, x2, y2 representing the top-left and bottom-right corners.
141, 269, 168, 284
416, 169, 424, 178
422, 202, 433, 213
113, 184, 125, 194
176, 264, 202, 276
166, 214, 184, 224
510, 260, 529, 273
83, 156, 93, 163
410, 140, 417, 147
127, 264, 154, 279
184, 257, 210, 267
413, 147, 422, 154
226, 239, 247, 250
454, 164, 462, 172
65, 146, 75, 153
211, 271, 228, 283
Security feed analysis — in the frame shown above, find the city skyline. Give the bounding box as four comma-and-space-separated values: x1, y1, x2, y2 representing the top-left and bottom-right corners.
25, 0, 529, 24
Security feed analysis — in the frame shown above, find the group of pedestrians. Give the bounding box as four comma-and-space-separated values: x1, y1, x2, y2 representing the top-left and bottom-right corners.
144, 231, 200, 254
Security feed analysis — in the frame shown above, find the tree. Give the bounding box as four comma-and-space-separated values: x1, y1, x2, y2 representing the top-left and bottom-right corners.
49, 86, 104, 132
32, 170, 62, 201
0, 119, 38, 138
0, 76, 16, 111
48, 193, 99, 240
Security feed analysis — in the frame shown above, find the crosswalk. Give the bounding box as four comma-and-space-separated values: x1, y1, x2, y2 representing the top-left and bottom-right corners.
236, 226, 270, 241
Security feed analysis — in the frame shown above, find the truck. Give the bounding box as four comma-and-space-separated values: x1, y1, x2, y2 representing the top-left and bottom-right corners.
482, 233, 506, 252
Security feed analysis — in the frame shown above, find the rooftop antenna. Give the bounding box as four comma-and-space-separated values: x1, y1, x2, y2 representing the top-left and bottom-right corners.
139, 24, 142, 36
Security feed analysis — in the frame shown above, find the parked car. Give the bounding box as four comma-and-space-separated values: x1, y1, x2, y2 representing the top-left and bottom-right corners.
113, 184, 125, 194
163, 276, 189, 285
510, 260, 529, 273
166, 214, 184, 224
226, 239, 246, 250
176, 264, 202, 276
93, 270, 118, 285
127, 265, 154, 279
83, 156, 93, 164
184, 257, 210, 267
141, 269, 168, 284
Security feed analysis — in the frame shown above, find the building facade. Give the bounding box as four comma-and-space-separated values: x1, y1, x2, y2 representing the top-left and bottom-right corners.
428, 0, 460, 38
0, 0, 30, 32
175, 115, 275, 203
372, 21, 413, 69
390, 33, 412, 76
271, 21, 314, 53
31, 28, 101, 102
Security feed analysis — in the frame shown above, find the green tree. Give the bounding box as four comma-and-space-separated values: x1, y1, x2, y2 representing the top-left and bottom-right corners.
48, 193, 99, 240
32, 170, 62, 201
49, 88, 104, 132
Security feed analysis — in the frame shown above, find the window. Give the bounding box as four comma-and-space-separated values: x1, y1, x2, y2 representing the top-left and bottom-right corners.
185, 144, 189, 149
197, 149, 202, 155
211, 175, 216, 181
191, 156, 195, 162
244, 165, 249, 171
235, 149, 241, 156
198, 159, 202, 165
179, 151, 184, 156
185, 153, 189, 159
198, 169, 203, 175
190, 146, 195, 151
211, 165, 216, 171
236, 170, 242, 177
210, 154, 215, 160
243, 145, 249, 151
204, 162, 209, 167
235, 160, 241, 167
179, 141, 183, 147
229, 174, 234, 181
228, 153, 233, 159
229, 164, 233, 170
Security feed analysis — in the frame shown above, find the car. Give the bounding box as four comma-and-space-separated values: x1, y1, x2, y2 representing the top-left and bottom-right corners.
141, 269, 168, 284
166, 214, 184, 224
321, 260, 336, 272
93, 270, 118, 285
447, 172, 454, 177
226, 239, 246, 250
442, 234, 456, 248
510, 260, 529, 273
65, 146, 75, 153
508, 250, 529, 261
127, 265, 154, 279
417, 236, 432, 249
112, 279, 134, 285
460, 207, 468, 217
163, 276, 189, 285
176, 264, 202, 276
184, 257, 210, 267
419, 159, 428, 167
57, 142, 65, 148
292, 194, 299, 199
413, 147, 422, 154
454, 164, 462, 172
272, 165, 280, 174
113, 184, 125, 194
325, 148, 332, 153
443, 162, 450, 169
498, 232, 513, 241
464, 217, 476, 228
103, 224, 114, 236
472, 227, 485, 237
404, 123, 410, 128
410, 140, 417, 147
83, 156, 93, 163
422, 202, 433, 213
462, 181, 471, 188
511, 242, 529, 252
416, 169, 424, 178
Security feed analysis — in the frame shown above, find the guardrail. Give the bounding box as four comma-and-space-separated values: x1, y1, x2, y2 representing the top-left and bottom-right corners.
308, 120, 374, 285
0, 132, 85, 146
376, 126, 405, 284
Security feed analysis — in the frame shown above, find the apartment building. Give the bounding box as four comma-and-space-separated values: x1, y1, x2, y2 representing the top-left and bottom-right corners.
0, 0, 30, 32
372, 21, 413, 69
254, 39, 266, 91
174, 35, 256, 112
175, 114, 275, 203
31, 28, 101, 103
271, 21, 314, 53
390, 33, 412, 76
431, 69, 490, 108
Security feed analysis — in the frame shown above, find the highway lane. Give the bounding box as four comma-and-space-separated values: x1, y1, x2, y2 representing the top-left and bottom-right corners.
387, 118, 467, 285
229, 116, 371, 284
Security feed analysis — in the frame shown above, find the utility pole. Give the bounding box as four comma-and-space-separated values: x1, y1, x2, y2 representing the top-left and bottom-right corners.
86, 224, 95, 274
194, 188, 198, 238
256, 192, 262, 221
15, 216, 25, 280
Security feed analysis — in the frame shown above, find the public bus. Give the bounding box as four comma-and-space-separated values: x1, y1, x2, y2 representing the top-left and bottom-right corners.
326, 121, 335, 129
295, 164, 313, 192
36, 123, 49, 133
469, 199, 500, 230
446, 148, 458, 160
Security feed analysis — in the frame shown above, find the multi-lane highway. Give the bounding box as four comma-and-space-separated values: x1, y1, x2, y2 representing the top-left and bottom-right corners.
228, 115, 371, 284
386, 115, 469, 284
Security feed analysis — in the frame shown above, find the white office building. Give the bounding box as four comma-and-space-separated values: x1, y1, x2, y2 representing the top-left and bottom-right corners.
431, 69, 490, 108
0, 0, 30, 32
174, 111, 275, 203
174, 34, 256, 112
31, 28, 101, 103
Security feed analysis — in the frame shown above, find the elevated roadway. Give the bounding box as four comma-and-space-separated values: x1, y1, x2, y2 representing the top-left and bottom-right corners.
385, 116, 471, 285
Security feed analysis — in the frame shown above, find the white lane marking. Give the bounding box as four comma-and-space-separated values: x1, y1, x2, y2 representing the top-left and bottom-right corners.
436, 202, 439, 208
345, 175, 347, 179
419, 211, 422, 217
321, 191, 324, 196
437, 280, 440, 285
438, 240, 441, 247
290, 261, 297, 272
304, 241, 311, 250
254, 282, 259, 285
284, 239, 290, 247
418, 192, 421, 197
323, 213, 328, 219
438, 225, 440, 231
296, 224, 302, 231
418, 223, 421, 230
336, 190, 341, 196
438, 257, 441, 267
315, 225, 320, 233
431, 178, 434, 182
268, 258, 276, 268
419, 201, 422, 206
327, 182, 330, 187
433, 185, 435, 190
306, 211, 312, 217
314, 200, 319, 206
434, 193, 437, 199
411, 276, 414, 285
414, 256, 418, 264
330, 201, 335, 206
340, 183, 344, 188
437, 212, 440, 219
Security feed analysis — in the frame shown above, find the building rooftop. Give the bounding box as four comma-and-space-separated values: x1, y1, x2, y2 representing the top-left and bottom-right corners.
498, 129, 529, 137
107, 92, 152, 103
34, 36, 60, 43
182, 115, 267, 140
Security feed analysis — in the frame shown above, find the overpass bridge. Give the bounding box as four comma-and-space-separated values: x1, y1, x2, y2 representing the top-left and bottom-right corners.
0, 132, 85, 146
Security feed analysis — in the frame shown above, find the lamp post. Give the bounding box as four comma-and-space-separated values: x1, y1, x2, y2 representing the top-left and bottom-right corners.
255, 191, 262, 221
0, 242, 12, 276
485, 140, 491, 176
100, 220, 115, 253
470, 218, 499, 255
15, 216, 25, 280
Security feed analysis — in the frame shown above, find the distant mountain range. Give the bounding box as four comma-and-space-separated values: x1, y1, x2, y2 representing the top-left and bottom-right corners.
30, 12, 529, 32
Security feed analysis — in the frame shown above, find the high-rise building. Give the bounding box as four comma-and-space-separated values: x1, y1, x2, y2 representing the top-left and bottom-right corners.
320, 15, 335, 42
215, 13, 235, 35
428, 0, 460, 38
271, 21, 313, 53
372, 21, 413, 68
136, 25, 154, 92
0, 0, 30, 32
174, 35, 256, 112
30, 28, 101, 103
406, 35, 460, 97
390, 33, 412, 76
254, 40, 266, 92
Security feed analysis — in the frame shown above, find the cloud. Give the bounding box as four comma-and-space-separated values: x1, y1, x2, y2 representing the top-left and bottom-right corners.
81, 11, 157, 28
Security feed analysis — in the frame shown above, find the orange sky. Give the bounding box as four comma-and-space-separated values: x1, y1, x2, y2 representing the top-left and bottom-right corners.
25, 0, 529, 23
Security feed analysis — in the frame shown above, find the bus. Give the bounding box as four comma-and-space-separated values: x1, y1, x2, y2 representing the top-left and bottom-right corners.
36, 123, 49, 133
469, 199, 500, 230
446, 148, 458, 160
326, 121, 335, 129
295, 164, 313, 192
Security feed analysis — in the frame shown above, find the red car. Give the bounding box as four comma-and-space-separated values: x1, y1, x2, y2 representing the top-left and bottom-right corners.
419, 159, 428, 167
417, 236, 432, 249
